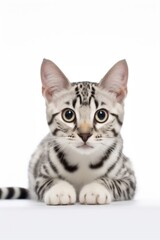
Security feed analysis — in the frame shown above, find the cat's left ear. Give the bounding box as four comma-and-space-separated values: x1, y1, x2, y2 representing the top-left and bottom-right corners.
99, 60, 128, 102
41, 59, 71, 101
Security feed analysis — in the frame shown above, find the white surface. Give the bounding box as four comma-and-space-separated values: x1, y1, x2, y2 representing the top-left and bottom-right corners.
0, 200, 160, 240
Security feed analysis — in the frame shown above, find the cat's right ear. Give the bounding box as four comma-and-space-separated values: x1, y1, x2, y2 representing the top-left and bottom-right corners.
41, 59, 71, 101
98, 60, 128, 102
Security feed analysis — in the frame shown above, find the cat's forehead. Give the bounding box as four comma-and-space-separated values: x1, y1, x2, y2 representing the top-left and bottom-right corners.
71, 81, 115, 108
72, 82, 97, 100
52, 81, 116, 111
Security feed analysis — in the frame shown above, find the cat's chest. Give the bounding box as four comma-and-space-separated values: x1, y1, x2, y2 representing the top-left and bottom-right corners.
61, 153, 106, 192
49, 147, 107, 191
67, 166, 104, 192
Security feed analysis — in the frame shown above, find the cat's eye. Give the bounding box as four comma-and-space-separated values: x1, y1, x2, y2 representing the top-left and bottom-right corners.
62, 108, 76, 123
94, 109, 109, 123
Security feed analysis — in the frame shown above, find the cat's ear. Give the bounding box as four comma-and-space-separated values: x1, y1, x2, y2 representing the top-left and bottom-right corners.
41, 59, 71, 101
99, 60, 128, 102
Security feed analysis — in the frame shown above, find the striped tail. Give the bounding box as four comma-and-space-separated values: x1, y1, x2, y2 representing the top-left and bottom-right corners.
0, 187, 29, 199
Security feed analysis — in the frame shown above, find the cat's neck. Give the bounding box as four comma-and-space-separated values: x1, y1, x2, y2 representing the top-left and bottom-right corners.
55, 135, 123, 165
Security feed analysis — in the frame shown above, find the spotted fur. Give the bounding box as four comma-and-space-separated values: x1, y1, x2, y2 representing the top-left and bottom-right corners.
0, 59, 136, 204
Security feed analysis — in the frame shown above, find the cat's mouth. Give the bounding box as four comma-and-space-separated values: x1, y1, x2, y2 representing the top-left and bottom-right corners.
77, 143, 94, 149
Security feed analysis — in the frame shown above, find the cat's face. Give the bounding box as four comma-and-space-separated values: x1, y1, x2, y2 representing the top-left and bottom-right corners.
41, 59, 128, 154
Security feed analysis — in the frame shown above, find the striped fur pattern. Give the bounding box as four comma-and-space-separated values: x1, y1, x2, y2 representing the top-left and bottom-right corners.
0, 187, 28, 199
0, 59, 136, 204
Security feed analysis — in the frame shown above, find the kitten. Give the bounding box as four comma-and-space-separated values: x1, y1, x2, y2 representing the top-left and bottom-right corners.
0, 59, 136, 205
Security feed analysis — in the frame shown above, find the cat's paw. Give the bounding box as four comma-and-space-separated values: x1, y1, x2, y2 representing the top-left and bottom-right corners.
79, 182, 112, 205
44, 180, 76, 205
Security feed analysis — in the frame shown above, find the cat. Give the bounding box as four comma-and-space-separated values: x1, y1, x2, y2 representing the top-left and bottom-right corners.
0, 59, 136, 205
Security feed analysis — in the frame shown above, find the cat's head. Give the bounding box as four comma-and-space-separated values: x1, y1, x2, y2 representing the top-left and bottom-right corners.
41, 59, 128, 154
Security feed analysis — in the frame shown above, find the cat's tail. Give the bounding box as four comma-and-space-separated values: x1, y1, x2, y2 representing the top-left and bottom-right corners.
0, 187, 29, 199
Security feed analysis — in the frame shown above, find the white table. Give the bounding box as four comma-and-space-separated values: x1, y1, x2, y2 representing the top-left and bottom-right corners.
0, 200, 160, 240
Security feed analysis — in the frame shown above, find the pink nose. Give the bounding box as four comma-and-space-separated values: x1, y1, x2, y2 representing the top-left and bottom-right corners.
78, 133, 92, 142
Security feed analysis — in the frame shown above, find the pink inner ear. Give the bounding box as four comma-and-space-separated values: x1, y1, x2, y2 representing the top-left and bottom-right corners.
42, 86, 52, 99
99, 59, 128, 102
116, 88, 127, 102
41, 59, 70, 101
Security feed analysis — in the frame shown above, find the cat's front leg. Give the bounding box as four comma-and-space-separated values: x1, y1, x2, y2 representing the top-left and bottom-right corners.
79, 182, 112, 205
44, 180, 76, 205
35, 178, 76, 205
79, 176, 136, 204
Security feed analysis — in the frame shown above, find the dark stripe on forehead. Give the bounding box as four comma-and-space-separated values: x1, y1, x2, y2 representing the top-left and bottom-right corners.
73, 85, 83, 108
110, 113, 123, 126
72, 83, 98, 108
88, 86, 96, 105
101, 101, 106, 106
91, 86, 95, 95
77, 94, 82, 104
72, 98, 77, 108
65, 101, 70, 105
72, 95, 82, 108
89, 95, 92, 105
89, 95, 99, 109
75, 86, 79, 92
94, 98, 99, 108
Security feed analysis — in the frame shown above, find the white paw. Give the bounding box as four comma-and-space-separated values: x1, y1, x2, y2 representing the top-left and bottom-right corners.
79, 182, 112, 205
44, 180, 76, 205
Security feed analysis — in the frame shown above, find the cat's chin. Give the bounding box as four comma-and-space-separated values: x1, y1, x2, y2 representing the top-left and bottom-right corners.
77, 144, 94, 150
74, 143, 95, 154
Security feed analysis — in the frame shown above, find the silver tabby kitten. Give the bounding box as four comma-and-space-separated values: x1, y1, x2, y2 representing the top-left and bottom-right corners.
0, 59, 136, 205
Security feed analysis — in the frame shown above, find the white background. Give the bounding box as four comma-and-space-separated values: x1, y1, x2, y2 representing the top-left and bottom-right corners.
0, 0, 160, 201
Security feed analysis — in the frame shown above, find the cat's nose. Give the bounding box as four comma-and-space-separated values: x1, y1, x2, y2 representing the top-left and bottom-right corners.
78, 133, 92, 143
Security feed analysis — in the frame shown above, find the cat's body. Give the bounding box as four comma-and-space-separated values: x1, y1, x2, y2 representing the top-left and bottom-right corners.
0, 59, 136, 205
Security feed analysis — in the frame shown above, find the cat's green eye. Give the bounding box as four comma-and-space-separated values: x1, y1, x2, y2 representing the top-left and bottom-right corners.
62, 108, 76, 123
94, 109, 109, 123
